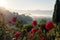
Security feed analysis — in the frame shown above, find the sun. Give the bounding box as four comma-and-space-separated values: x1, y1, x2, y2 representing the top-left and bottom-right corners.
0, 0, 7, 7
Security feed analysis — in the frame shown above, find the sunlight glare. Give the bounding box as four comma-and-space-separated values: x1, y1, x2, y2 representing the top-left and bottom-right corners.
0, 0, 7, 7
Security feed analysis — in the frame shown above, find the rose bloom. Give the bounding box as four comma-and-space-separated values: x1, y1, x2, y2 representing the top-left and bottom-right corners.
45, 22, 54, 30
12, 17, 17, 22
32, 20, 37, 26
15, 32, 21, 38
30, 28, 36, 34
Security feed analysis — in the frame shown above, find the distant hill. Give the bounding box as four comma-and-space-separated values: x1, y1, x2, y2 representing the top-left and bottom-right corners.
15, 10, 53, 21
0, 7, 33, 24
0, 7, 53, 23
15, 10, 53, 17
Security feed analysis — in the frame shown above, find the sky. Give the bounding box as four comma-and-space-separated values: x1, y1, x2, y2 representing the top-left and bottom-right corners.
0, 0, 56, 10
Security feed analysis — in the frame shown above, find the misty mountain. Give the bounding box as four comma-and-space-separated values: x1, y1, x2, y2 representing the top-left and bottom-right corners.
0, 7, 33, 24
16, 10, 53, 17
0, 7, 53, 22
16, 10, 53, 21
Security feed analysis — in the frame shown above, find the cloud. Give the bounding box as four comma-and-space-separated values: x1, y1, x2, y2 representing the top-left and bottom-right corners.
29, 13, 52, 18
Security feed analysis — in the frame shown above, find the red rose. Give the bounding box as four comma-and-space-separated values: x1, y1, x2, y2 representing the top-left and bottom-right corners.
30, 28, 36, 34
15, 32, 21, 38
40, 37, 45, 40
12, 17, 17, 22
32, 20, 37, 26
38, 30, 42, 33
45, 22, 54, 30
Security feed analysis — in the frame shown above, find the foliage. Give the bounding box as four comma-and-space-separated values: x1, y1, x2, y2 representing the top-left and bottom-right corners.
0, 18, 60, 40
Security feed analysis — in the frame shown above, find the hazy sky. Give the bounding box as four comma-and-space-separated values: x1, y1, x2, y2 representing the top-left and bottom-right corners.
0, 0, 56, 10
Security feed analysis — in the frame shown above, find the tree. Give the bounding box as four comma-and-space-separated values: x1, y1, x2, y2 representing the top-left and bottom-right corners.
53, 0, 60, 23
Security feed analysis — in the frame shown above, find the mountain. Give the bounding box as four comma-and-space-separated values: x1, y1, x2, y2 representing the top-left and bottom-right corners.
15, 10, 53, 21
0, 7, 33, 24
0, 7, 53, 22
16, 10, 53, 17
